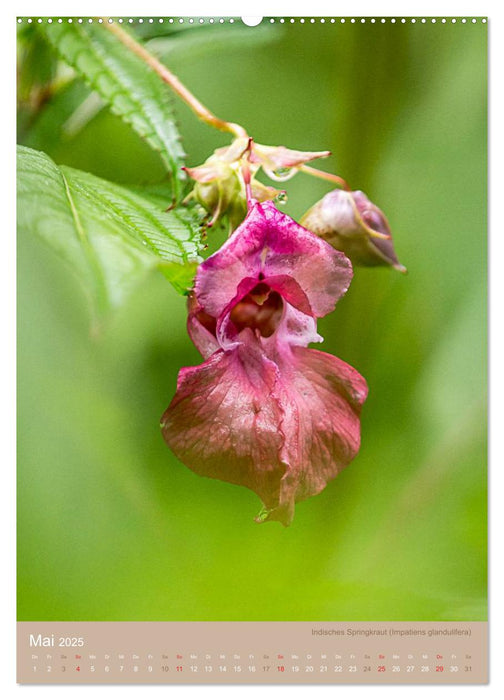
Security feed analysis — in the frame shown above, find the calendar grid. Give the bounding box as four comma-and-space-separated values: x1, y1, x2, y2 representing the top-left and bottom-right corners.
17, 621, 488, 684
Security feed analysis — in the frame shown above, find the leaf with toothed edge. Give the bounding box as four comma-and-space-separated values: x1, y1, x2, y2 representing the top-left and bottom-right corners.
42, 21, 186, 200
17, 145, 202, 327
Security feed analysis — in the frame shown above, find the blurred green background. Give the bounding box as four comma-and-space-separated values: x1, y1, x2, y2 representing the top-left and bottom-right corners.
17, 19, 487, 621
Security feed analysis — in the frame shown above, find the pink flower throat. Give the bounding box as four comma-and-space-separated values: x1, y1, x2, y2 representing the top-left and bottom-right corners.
229, 282, 283, 338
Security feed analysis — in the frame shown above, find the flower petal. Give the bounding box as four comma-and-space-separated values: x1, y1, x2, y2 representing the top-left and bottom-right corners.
161, 337, 367, 526
262, 346, 368, 524
161, 340, 287, 512
217, 296, 322, 352
183, 163, 223, 184
196, 201, 353, 320
252, 143, 331, 171
186, 292, 219, 359
276, 303, 322, 347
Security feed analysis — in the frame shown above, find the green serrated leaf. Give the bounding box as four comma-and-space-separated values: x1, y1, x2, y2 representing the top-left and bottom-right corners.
42, 22, 186, 199
17, 145, 202, 326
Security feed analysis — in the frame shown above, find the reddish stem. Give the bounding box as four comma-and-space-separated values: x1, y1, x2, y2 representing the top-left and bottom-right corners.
104, 20, 248, 139
299, 164, 351, 190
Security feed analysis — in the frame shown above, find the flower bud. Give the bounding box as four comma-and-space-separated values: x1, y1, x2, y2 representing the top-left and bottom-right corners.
300, 189, 406, 272
185, 138, 330, 230
184, 139, 285, 230
191, 164, 246, 229
183, 155, 244, 228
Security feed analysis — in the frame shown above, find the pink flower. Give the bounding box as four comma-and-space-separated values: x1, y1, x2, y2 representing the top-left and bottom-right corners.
161, 201, 368, 525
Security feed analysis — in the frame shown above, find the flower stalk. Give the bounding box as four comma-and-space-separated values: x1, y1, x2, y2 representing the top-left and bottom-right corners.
102, 20, 352, 191
299, 164, 351, 191
240, 145, 254, 210
103, 19, 248, 139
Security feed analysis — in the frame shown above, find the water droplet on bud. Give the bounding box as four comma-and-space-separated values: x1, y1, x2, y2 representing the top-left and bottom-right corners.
272, 166, 294, 180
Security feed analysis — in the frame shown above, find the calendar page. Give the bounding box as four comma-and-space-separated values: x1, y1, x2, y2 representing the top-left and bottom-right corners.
16, 14, 488, 685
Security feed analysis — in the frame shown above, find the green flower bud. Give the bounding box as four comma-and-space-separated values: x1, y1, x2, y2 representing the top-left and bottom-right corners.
185, 138, 329, 231
300, 189, 406, 272
184, 139, 286, 230
183, 156, 242, 227
192, 164, 246, 228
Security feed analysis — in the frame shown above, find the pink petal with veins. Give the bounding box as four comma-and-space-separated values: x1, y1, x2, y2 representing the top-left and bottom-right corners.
196, 201, 352, 320
161, 337, 367, 526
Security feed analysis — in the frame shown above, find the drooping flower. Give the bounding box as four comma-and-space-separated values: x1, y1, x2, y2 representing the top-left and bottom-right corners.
161, 201, 368, 525
300, 189, 406, 272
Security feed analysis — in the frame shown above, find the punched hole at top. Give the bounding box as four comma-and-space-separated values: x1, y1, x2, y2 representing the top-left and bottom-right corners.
241, 16, 263, 27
